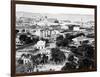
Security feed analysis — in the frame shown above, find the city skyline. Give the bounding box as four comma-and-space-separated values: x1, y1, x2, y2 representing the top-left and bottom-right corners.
16, 11, 94, 23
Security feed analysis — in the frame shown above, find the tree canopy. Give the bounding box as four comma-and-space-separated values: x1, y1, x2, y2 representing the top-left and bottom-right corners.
51, 48, 66, 63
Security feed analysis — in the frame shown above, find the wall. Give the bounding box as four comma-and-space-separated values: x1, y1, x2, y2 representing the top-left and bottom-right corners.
0, 0, 100, 77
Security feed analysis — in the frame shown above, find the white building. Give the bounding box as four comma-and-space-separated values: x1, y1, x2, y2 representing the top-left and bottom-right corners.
34, 29, 41, 37
73, 26, 80, 31
61, 25, 69, 30
16, 35, 22, 46
35, 40, 46, 50
21, 56, 32, 65
72, 36, 88, 46
60, 23, 80, 31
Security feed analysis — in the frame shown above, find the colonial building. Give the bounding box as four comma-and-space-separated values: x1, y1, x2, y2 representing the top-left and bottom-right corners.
60, 23, 80, 31
35, 40, 46, 50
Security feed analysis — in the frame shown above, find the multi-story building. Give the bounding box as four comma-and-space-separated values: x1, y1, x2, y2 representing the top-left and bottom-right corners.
35, 40, 46, 50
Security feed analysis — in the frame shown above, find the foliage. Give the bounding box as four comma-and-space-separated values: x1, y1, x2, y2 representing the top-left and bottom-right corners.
61, 62, 77, 71
16, 29, 19, 34
19, 34, 39, 45
51, 48, 66, 63
78, 58, 95, 70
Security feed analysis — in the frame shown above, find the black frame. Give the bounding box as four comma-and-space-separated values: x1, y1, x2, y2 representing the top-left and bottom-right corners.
11, 0, 97, 77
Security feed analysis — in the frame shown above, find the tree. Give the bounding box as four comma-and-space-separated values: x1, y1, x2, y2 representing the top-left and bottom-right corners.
78, 58, 95, 70
19, 34, 27, 41
17, 58, 23, 64
65, 33, 73, 39
56, 35, 64, 41
61, 62, 76, 71
65, 33, 85, 40
19, 34, 27, 44
40, 54, 48, 64
56, 38, 69, 47
75, 33, 85, 37
61, 54, 78, 71
82, 44, 94, 59
51, 48, 66, 63
19, 34, 33, 44
19, 34, 39, 45
32, 35, 39, 44
25, 37, 33, 44
68, 55, 74, 62
86, 34, 94, 38
70, 46, 83, 56
22, 29, 25, 33
16, 29, 19, 34
54, 20, 59, 23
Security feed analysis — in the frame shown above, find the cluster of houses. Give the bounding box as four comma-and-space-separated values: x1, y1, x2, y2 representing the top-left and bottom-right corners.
16, 15, 94, 50
16, 15, 95, 73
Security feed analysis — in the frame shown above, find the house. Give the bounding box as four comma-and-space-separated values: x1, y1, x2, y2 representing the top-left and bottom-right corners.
73, 25, 80, 31
16, 35, 23, 47
34, 29, 41, 37
61, 25, 69, 30
35, 40, 46, 50
72, 36, 89, 46
21, 54, 32, 65
16, 37, 20, 45
61, 23, 80, 31
40, 29, 59, 39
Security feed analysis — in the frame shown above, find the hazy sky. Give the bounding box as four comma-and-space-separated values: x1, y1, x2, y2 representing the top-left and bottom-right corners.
16, 4, 94, 15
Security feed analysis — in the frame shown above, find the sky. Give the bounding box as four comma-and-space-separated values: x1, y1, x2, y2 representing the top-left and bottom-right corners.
16, 4, 94, 15
16, 4, 95, 22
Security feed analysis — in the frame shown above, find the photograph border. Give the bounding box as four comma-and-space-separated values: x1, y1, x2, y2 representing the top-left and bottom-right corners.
11, 0, 97, 77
